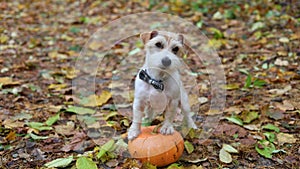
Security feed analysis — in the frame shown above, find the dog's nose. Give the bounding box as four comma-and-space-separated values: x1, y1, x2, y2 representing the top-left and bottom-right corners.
162, 57, 171, 67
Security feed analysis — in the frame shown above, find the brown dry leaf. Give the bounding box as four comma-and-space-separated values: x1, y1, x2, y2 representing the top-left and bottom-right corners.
3, 119, 24, 128
205, 109, 223, 115
268, 85, 292, 95
274, 100, 294, 111
224, 106, 242, 114
277, 133, 297, 144
5, 131, 16, 141
54, 121, 75, 136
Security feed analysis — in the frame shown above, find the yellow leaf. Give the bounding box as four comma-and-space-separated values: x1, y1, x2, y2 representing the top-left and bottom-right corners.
62, 67, 79, 79
88, 41, 103, 50
81, 91, 112, 107
0, 35, 9, 43
48, 84, 68, 90
189, 94, 199, 106
0, 77, 20, 86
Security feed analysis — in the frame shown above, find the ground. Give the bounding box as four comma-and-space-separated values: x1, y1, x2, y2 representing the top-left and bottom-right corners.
0, 0, 299, 169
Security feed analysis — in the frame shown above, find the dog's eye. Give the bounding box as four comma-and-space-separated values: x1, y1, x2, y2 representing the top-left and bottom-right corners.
155, 42, 163, 49
172, 46, 179, 54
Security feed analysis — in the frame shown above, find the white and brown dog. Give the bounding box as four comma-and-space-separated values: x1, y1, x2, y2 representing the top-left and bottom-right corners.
128, 30, 197, 140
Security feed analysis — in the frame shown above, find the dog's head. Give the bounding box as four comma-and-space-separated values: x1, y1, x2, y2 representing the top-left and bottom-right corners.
140, 31, 187, 72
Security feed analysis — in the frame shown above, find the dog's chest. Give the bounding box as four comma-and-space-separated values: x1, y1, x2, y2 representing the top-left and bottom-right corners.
147, 89, 168, 112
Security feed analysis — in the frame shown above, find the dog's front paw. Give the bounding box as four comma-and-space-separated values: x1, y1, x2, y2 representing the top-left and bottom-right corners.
160, 123, 174, 135
128, 127, 141, 140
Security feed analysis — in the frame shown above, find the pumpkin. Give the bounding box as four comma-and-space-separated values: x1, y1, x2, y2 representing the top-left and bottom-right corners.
128, 126, 184, 167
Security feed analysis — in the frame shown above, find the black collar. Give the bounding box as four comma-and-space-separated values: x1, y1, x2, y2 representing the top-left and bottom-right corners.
139, 69, 164, 91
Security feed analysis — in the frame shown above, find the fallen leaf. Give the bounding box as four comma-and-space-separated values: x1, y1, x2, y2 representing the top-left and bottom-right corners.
27, 122, 53, 131
184, 141, 194, 154
277, 133, 297, 144
263, 132, 276, 143
44, 156, 73, 168
45, 113, 60, 126
274, 58, 289, 66
243, 124, 260, 131
5, 131, 16, 142
241, 111, 259, 123
274, 101, 294, 111
225, 116, 243, 126
255, 140, 275, 159
97, 139, 115, 159
3, 119, 24, 128
76, 157, 97, 169
222, 144, 238, 153
48, 83, 68, 90
29, 133, 49, 140
0, 77, 20, 86
279, 37, 289, 43
250, 22, 265, 32
224, 83, 240, 90
54, 121, 75, 136
219, 148, 232, 163
262, 124, 280, 133
66, 106, 96, 115
80, 91, 112, 107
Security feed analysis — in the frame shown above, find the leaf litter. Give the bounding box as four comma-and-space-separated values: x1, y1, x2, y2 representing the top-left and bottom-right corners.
0, 1, 299, 168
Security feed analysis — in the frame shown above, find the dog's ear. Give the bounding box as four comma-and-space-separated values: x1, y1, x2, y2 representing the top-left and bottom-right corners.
140, 30, 158, 44
178, 34, 192, 54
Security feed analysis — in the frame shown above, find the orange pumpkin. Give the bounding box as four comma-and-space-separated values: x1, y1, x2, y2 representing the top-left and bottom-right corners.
128, 126, 184, 167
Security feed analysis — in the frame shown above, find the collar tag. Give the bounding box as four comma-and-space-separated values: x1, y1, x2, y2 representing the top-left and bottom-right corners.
139, 69, 164, 91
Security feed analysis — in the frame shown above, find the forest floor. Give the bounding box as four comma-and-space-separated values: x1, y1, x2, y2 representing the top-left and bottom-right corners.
0, 1, 299, 169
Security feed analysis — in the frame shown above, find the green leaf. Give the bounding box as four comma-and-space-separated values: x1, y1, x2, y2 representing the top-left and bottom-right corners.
253, 79, 267, 87
76, 157, 97, 169
196, 20, 203, 28
128, 48, 141, 56
69, 27, 80, 33
225, 116, 243, 126
224, 83, 240, 90
44, 156, 73, 168
242, 111, 259, 123
184, 141, 194, 154
262, 124, 280, 133
45, 113, 60, 126
251, 22, 265, 32
208, 27, 224, 39
29, 133, 49, 140
255, 140, 275, 159
97, 139, 115, 159
143, 162, 157, 169
66, 106, 96, 115
104, 111, 119, 121
27, 122, 53, 131
244, 74, 252, 88
263, 132, 276, 143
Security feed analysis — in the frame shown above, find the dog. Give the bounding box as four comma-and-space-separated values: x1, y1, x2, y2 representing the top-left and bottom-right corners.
128, 30, 197, 140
